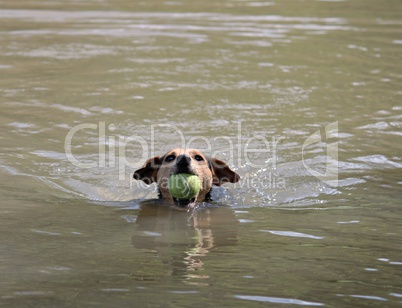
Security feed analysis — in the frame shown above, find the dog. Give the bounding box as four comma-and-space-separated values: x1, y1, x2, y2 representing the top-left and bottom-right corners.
133, 148, 240, 207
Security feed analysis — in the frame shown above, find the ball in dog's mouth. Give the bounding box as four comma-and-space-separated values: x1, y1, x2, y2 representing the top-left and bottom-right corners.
173, 197, 196, 208
168, 173, 201, 201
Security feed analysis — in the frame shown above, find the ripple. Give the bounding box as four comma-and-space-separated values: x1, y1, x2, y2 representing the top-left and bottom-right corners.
352, 155, 402, 169
51, 104, 92, 115
31, 229, 62, 236
350, 295, 387, 301
102, 288, 130, 292
238, 219, 255, 223
14, 291, 53, 296
8, 122, 35, 129
168, 290, 199, 294
235, 295, 324, 306
260, 230, 324, 239
357, 121, 390, 130
30, 150, 66, 160
337, 220, 360, 224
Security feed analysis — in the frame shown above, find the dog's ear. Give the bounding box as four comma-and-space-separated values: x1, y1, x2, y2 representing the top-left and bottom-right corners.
209, 158, 240, 186
133, 157, 161, 185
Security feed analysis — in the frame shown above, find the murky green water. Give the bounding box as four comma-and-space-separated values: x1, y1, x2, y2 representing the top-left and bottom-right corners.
1, 0, 402, 306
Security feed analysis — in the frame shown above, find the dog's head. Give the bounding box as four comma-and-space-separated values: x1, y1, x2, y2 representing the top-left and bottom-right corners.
133, 148, 240, 207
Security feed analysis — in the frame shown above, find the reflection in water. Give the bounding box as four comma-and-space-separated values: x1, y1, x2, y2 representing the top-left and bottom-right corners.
132, 201, 238, 285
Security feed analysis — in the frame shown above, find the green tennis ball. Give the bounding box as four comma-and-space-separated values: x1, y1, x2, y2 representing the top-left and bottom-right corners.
168, 173, 201, 200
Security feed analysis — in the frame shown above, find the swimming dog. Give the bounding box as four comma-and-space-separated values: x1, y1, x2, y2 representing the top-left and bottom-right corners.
133, 148, 240, 207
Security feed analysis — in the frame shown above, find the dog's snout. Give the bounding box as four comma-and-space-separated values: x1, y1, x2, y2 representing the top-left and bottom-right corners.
176, 154, 192, 173
177, 154, 191, 166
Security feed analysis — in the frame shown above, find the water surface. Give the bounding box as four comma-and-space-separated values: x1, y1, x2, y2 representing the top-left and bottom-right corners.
0, 0, 401, 306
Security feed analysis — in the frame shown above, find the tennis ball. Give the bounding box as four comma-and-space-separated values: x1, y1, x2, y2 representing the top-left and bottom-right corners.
168, 173, 201, 200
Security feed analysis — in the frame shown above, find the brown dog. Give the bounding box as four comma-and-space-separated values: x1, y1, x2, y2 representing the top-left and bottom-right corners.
133, 148, 240, 207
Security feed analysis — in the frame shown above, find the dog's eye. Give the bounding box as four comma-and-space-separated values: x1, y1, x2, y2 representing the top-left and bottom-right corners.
194, 155, 204, 162
165, 154, 176, 162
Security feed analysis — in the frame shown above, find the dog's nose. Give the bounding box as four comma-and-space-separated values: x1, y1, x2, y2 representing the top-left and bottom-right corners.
176, 154, 191, 168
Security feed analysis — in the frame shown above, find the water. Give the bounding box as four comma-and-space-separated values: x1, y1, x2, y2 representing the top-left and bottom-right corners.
1, 0, 402, 306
